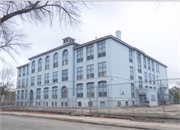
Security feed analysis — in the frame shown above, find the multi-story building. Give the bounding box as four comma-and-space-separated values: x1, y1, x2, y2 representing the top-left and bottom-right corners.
16, 30, 169, 107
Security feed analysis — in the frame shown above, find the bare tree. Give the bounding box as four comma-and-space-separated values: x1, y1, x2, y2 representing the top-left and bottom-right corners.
0, 1, 89, 63
0, 68, 14, 107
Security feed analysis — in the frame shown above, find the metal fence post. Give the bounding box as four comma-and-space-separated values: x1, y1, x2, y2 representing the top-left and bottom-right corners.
132, 97, 134, 117
108, 85, 110, 114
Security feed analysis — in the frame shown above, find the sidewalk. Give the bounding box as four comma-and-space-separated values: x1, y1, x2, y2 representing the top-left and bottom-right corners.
0, 111, 180, 130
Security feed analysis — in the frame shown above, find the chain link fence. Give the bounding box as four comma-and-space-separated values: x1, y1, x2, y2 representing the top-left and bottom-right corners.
1, 78, 180, 118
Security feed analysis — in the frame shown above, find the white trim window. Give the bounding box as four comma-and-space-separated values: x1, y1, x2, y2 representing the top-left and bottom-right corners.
62, 50, 68, 65
130, 66, 134, 80
152, 61, 154, 71
144, 72, 147, 83
23, 67, 25, 76
45, 56, 50, 70
87, 45, 94, 60
149, 73, 151, 84
77, 49, 83, 63
77, 84, 83, 98
153, 75, 155, 85
129, 50, 133, 63
143, 57, 146, 68
38, 58, 42, 72
62, 69, 68, 81
32, 61, 35, 73
19, 68, 21, 77
87, 82, 94, 97
98, 62, 106, 77
37, 75, 41, 85
87, 64, 94, 78
148, 59, 151, 70
22, 79, 25, 87
98, 41, 106, 58
36, 88, 41, 99
52, 86, 58, 98
138, 76, 143, 89
44, 87, 49, 99
31, 77, 35, 86
53, 71, 58, 83
98, 81, 107, 97
77, 66, 83, 80
53, 53, 59, 68
137, 53, 142, 73
45, 73, 49, 84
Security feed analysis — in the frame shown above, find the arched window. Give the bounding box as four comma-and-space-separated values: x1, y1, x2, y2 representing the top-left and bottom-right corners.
78, 102, 82, 107
53, 53, 59, 68
17, 102, 19, 106
98, 81, 107, 97
100, 101, 105, 108
62, 50, 68, 65
131, 83, 135, 98
36, 88, 41, 99
20, 101, 23, 106
38, 58, 42, 72
87, 82, 94, 97
61, 86, 67, 98
44, 87, 49, 99
45, 56, 50, 70
118, 101, 121, 107
30, 90, 33, 106
126, 101, 128, 106
77, 84, 83, 98
17, 90, 20, 99
52, 86, 58, 98
32, 61, 35, 73
21, 90, 24, 99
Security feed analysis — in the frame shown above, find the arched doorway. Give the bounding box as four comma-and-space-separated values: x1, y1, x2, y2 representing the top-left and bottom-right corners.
29, 90, 33, 106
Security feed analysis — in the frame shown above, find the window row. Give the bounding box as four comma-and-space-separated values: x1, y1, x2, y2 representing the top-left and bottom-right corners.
77, 41, 106, 63
129, 50, 160, 73
18, 65, 29, 77
31, 50, 68, 74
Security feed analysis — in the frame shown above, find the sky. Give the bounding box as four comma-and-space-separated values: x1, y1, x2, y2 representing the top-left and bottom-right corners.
1, 2, 180, 88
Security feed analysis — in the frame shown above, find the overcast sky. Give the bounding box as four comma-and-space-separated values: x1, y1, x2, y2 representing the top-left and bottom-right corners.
2, 2, 180, 88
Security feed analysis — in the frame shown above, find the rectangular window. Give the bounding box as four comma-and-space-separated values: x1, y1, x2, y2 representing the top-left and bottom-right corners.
153, 75, 155, 85
23, 67, 25, 76
98, 41, 106, 58
21, 90, 24, 100
77, 66, 83, 80
53, 71, 58, 83
98, 81, 107, 97
87, 83, 94, 97
26, 78, 28, 87
44, 88, 49, 99
137, 53, 142, 73
77, 84, 83, 98
149, 73, 151, 84
138, 76, 143, 89
98, 62, 106, 77
25, 90, 27, 99
151, 95, 156, 101
131, 84, 135, 98
27, 65, 29, 75
62, 69, 68, 81
157, 75, 159, 85
87, 45, 94, 60
77, 49, 83, 63
52, 87, 58, 98
87, 64, 94, 78
129, 50, 133, 63
17, 91, 20, 99
31, 77, 35, 86
37, 75, 41, 85
45, 73, 49, 84
18, 80, 21, 88
156, 63, 159, 73
19, 68, 21, 77
143, 57, 146, 68
36, 89, 41, 99
22, 79, 25, 87
144, 72, 147, 83
152, 61, 154, 71
148, 59, 151, 70
130, 66, 134, 80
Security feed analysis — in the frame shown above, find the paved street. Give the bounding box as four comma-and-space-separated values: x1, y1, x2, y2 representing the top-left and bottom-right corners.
0, 115, 139, 130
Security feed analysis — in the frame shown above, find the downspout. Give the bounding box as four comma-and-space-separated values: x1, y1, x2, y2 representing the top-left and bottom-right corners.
73, 49, 75, 96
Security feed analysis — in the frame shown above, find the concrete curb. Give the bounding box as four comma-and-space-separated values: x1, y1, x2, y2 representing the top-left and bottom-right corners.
1, 112, 179, 130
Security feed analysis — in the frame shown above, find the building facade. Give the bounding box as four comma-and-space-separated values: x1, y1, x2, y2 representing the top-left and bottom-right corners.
16, 31, 169, 107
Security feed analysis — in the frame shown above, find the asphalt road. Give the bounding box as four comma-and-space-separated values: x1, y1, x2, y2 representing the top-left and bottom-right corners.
0, 115, 139, 130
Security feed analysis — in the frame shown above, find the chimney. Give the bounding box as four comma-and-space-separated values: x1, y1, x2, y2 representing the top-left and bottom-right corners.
116, 30, 121, 40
